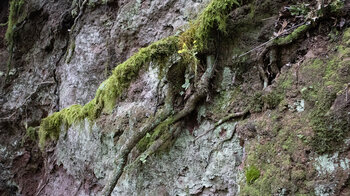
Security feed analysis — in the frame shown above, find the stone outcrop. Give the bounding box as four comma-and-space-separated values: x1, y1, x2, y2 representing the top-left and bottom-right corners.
1, 0, 350, 195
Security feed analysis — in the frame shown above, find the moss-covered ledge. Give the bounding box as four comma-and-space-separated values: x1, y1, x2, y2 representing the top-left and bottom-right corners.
38, 0, 242, 149
39, 36, 179, 149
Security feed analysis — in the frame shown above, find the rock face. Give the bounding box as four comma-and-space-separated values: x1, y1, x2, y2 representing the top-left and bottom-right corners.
1, 0, 350, 195
0, 0, 211, 194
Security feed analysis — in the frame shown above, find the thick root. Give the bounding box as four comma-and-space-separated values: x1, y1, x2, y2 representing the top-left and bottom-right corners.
100, 55, 216, 196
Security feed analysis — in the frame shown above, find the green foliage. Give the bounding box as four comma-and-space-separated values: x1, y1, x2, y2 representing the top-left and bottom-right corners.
330, 0, 345, 13
245, 165, 260, 184
179, 73, 193, 95
178, 41, 199, 76
288, 3, 310, 16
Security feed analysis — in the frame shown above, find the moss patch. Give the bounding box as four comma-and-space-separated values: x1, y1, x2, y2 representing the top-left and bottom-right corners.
240, 116, 313, 195
26, 126, 38, 141
94, 36, 178, 113
38, 36, 179, 149
301, 34, 350, 154
245, 165, 260, 184
274, 24, 310, 46
4, 0, 26, 81
179, 0, 240, 52
39, 105, 84, 149
38, 0, 244, 148
5, 0, 25, 44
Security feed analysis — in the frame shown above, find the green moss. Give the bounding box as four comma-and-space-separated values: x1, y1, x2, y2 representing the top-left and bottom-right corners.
248, 90, 283, 112
5, 0, 25, 44
280, 75, 293, 89
38, 0, 243, 148
242, 142, 299, 195
248, 92, 263, 113
136, 117, 174, 152
241, 114, 314, 195
95, 36, 178, 113
4, 0, 26, 82
330, 0, 345, 14
310, 94, 349, 154
26, 126, 37, 141
291, 169, 306, 181
39, 105, 83, 149
65, 41, 76, 64
337, 45, 350, 57
242, 166, 281, 196
38, 37, 179, 149
248, 69, 294, 113
301, 45, 350, 154
195, 0, 239, 50
239, 25, 350, 196
242, 141, 286, 195
245, 165, 260, 184
343, 28, 350, 46
274, 24, 309, 46
282, 134, 297, 153
262, 91, 283, 109
179, 0, 240, 51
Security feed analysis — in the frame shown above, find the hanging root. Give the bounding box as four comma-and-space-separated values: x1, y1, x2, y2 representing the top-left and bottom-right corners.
100, 55, 216, 196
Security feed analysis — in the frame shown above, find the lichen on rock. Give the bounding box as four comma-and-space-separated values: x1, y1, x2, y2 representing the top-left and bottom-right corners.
3, 0, 350, 195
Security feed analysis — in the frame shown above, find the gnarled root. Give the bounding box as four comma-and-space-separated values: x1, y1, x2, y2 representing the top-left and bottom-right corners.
100, 55, 216, 196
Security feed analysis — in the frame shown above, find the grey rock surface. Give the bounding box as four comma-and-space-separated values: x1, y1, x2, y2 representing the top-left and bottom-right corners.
114, 121, 243, 196
0, 0, 210, 194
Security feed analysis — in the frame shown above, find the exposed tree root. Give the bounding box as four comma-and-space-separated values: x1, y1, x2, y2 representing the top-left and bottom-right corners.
195, 110, 248, 141
256, 2, 341, 89
124, 122, 183, 172
205, 123, 237, 169
258, 22, 311, 89
70, 0, 88, 35
101, 55, 216, 196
